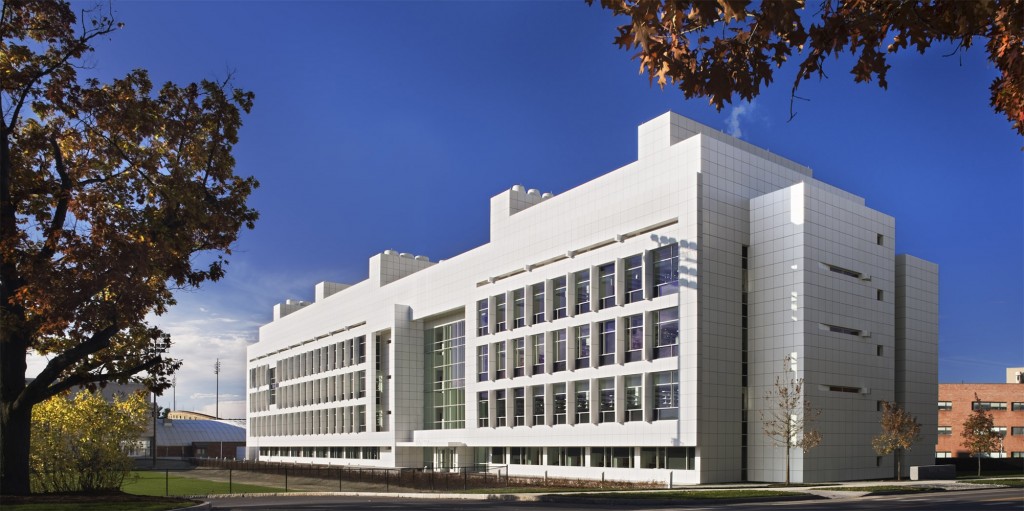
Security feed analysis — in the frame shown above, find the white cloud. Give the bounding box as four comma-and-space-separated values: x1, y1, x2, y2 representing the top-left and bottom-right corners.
725, 100, 757, 138
197, 399, 247, 420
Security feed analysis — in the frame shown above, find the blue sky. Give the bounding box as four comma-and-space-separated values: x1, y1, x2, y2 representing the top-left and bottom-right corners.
29, 1, 1021, 417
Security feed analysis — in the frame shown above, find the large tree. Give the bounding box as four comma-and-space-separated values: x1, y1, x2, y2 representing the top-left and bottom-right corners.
1, 0, 258, 495
588, 0, 1024, 136
872, 400, 921, 480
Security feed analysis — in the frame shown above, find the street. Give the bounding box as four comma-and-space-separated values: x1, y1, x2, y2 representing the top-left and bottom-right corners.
208, 487, 1023, 510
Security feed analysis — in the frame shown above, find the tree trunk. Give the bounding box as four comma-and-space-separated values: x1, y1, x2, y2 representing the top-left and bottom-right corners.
785, 444, 791, 485
1, 330, 32, 496
977, 455, 981, 477
1, 401, 31, 495
896, 450, 901, 481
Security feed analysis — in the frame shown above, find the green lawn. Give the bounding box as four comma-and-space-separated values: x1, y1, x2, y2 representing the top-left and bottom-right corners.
123, 471, 284, 496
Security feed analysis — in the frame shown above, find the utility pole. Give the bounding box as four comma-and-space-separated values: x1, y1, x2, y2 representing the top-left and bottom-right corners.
215, 358, 221, 419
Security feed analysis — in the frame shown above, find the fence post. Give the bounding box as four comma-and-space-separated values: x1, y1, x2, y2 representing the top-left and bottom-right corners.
386, 469, 389, 492
285, 467, 289, 492
165, 470, 169, 497
464, 468, 467, 490
229, 468, 233, 494
339, 468, 343, 492
505, 466, 509, 487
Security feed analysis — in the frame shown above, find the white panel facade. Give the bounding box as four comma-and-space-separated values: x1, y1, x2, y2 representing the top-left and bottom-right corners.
245, 112, 937, 484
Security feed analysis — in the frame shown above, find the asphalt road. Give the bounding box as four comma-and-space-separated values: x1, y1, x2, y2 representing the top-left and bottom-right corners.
208, 487, 1023, 511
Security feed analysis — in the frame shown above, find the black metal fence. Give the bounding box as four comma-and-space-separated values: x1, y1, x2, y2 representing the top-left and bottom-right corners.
131, 458, 661, 496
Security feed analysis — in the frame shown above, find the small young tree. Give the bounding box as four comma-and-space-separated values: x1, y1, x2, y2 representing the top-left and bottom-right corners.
872, 401, 921, 480
761, 370, 822, 485
30, 390, 149, 493
962, 396, 1001, 477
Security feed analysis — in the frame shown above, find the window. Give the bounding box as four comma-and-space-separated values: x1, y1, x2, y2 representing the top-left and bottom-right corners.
599, 320, 616, 366
625, 314, 643, 362
599, 378, 615, 423
490, 447, 506, 464
877, 289, 884, 301
495, 390, 507, 427
531, 334, 545, 375
477, 345, 489, 382
640, 447, 695, 469
553, 277, 567, 319
1012, 452, 1024, 459
876, 233, 884, 245
827, 324, 862, 336
357, 336, 366, 363
936, 452, 952, 459
654, 370, 679, 420
938, 401, 952, 411
553, 330, 567, 372
512, 289, 525, 328
625, 375, 642, 422
532, 385, 545, 425
268, 368, 276, 405
553, 383, 567, 424
428, 321, 465, 429
973, 402, 1008, 411
826, 263, 862, 279
495, 341, 506, 379
876, 345, 884, 356
509, 447, 541, 465
477, 299, 489, 336
1012, 402, 1024, 411
937, 426, 952, 435
575, 380, 590, 424
494, 294, 507, 332
591, 447, 634, 468
574, 269, 591, 314
548, 447, 583, 466
992, 426, 1007, 436
1011, 427, 1024, 436
478, 391, 489, 427
513, 338, 525, 377
598, 262, 615, 308
574, 324, 591, 369
828, 385, 861, 394
653, 244, 679, 297
624, 254, 643, 303
513, 388, 526, 426
653, 307, 679, 358
532, 283, 546, 323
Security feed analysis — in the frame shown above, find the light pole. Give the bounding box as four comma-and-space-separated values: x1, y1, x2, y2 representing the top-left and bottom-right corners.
215, 359, 221, 419
151, 333, 171, 467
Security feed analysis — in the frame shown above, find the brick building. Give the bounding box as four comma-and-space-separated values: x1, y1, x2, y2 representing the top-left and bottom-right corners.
937, 368, 1024, 459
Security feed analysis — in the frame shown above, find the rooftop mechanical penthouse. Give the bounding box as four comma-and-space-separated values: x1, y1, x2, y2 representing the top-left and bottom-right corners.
246, 112, 938, 484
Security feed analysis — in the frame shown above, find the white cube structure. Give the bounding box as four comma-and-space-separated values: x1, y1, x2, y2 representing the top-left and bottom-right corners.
245, 112, 938, 484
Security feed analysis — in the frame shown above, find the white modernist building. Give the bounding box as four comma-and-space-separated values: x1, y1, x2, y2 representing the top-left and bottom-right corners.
245, 112, 938, 484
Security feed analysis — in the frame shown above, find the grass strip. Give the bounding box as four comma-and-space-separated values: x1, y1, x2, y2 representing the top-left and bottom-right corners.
815, 485, 936, 494
124, 470, 284, 496
965, 479, 1024, 487
552, 489, 798, 500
